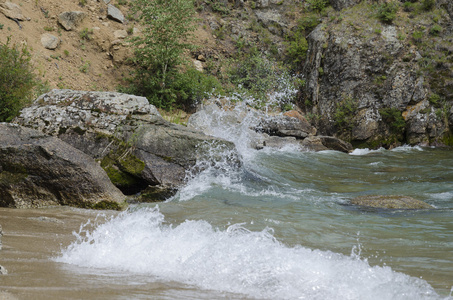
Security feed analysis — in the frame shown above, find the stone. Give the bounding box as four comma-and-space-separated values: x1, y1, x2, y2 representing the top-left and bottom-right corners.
107, 4, 124, 23
103, 0, 111, 4
0, 1, 25, 20
350, 195, 434, 209
41, 33, 60, 50
113, 29, 127, 39
14, 90, 238, 200
193, 59, 203, 72
0, 123, 126, 209
58, 11, 86, 31
0, 265, 7, 275
301, 136, 353, 153
256, 114, 317, 139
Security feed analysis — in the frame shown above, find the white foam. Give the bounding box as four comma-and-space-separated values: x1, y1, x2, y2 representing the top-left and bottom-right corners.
56, 207, 442, 300
349, 148, 385, 156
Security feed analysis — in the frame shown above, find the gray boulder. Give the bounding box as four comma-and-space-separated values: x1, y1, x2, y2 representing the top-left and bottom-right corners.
0, 123, 125, 209
15, 90, 238, 199
256, 114, 317, 139
350, 195, 434, 209
0, 1, 25, 20
58, 11, 86, 31
41, 33, 60, 50
301, 135, 353, 153
107, 4, 124, 23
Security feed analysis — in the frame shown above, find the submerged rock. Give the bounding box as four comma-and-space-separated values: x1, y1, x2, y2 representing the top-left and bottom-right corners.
0, 123, 126, 209
350, 195, 434, 209
15, 90, 238, 200
0, 265, 7, 275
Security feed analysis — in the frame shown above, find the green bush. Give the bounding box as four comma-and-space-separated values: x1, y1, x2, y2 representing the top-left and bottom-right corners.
421, 0, 435, 11
284, 30, 308, 68
120, 67, 222, 111
129, 0, 196, 110
334, 97, 357, 134
0, 37, 36, 122
377, 2, 399, 24
429, 24, 442, 36
379, 107, 406, 133
306, 0, 328, 13
228, 52, 289, 101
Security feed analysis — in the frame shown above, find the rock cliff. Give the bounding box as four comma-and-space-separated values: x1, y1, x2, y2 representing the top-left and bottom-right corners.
300, 1, 453, 148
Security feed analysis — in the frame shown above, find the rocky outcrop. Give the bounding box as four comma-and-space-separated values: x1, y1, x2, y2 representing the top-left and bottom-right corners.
0, 123, 126, 209
300, 7, 453, 148
15, 90, 238, 199
350, 195, 434, 209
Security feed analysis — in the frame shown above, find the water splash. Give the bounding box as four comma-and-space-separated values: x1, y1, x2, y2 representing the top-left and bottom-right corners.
56, 206, 443, 300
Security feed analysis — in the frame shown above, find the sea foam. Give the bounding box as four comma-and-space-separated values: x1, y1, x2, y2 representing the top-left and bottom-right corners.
56, 206, 443, 300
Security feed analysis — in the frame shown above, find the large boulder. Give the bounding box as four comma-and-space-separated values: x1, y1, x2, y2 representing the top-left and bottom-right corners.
350, 195, 434, 209
255, 113, 317, 139
14, 90, 238, 199
0, 123, 125, 209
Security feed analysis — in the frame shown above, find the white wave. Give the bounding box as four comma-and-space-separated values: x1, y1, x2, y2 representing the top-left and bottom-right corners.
391, 145, 424, 152
349, 148, 385, 156
56, 207, 443, 300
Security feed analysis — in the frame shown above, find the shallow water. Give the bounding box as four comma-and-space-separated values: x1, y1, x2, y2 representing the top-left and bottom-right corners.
1, 145, 452, 299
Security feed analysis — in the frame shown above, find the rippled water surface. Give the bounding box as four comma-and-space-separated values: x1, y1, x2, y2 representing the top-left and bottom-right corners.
1, 145, 452, 300
1, 100, 453, 299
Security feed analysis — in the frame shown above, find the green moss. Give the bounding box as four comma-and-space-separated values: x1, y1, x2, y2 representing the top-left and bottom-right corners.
441, 132, 453, 147
118, 154, 145, 176
0, 171, 28, 185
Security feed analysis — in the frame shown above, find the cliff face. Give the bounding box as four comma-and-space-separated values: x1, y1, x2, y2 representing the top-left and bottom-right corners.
300, 1, 453, 148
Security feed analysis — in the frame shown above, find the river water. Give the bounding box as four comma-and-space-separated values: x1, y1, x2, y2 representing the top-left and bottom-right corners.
1, 103, 453, 299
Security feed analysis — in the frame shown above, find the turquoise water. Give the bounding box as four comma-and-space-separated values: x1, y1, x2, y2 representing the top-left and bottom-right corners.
57, 145, 453, 299
54, 101, 453, 299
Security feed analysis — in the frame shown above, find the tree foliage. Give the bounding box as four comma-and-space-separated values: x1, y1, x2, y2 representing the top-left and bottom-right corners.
0, 37, 36, 122
129, 0, 198, 110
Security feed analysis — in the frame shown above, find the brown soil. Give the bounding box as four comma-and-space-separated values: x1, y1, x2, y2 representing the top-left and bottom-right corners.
0, 0, 219, 93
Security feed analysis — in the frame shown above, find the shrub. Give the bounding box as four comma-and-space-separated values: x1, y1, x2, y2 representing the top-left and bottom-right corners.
377, 2, 399, 24
306, 0, 328, 13
79, 28, 93, 41
334, 96, 357, 134
429, 24, 442, 36
379, 107, 405, 133
0, 37, 36, 122
284, 29, 308, 68
421, 0, 435, 11
129, 0, 196, 110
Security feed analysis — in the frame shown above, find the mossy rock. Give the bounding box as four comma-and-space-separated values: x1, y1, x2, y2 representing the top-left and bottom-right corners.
350, 195, 434, 209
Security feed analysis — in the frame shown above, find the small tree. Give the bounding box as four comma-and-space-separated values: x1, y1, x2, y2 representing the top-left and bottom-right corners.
130, 0, 196, 108
0, 37, 35, 122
